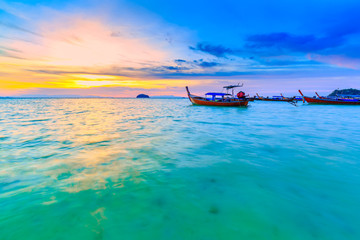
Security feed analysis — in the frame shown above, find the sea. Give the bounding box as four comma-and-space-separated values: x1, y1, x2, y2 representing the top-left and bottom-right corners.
0, 98, 360, 240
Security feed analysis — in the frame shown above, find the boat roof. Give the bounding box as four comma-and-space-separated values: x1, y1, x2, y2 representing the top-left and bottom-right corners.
205, 92, 231, 96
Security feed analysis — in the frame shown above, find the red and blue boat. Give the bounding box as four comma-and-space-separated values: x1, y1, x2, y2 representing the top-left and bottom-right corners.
185, 85, 249, 107
298, 90, 360, 105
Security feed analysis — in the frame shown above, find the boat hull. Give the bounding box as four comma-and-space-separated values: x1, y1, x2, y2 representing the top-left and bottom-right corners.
189, 95, 248, 107
304, 96, 360, 105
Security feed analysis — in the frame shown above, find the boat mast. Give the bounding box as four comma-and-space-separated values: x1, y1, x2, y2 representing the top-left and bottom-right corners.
223, 83, 243, 98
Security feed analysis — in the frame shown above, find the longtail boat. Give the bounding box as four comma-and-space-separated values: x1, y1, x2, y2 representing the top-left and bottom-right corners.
255, 93, 299, 102
185, 85, 249, 107
298, 90, 360, 105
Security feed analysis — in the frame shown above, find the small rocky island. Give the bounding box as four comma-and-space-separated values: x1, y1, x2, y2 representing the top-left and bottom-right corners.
328, 88, 360, 96
136, 94, 150, 98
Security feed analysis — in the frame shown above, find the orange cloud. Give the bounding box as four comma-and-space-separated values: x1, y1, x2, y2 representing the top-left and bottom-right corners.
4, 17, 169, 66
0, 16, 184, 94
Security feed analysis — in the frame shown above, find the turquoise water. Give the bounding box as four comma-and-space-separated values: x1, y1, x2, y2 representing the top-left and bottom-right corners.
1, 99, 360, 239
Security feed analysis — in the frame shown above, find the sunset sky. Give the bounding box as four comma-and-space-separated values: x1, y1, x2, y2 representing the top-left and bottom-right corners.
1, 0, 360, 97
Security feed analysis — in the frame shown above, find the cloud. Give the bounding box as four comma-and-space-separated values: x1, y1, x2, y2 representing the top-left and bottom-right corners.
1, 16, 173, 79
162, 66, 188, 71
189, 42, 235, 58
0, 46, 26, 59
307, 54, 360, 70
187, 27, 360, 70
0, 3, 213, 90
174, 58, 221, 69
245, 32, 345, 53
198, 61, 220, 68
174, 59, 186, 63
255, 58, 319, 67
0, 21, 42, 37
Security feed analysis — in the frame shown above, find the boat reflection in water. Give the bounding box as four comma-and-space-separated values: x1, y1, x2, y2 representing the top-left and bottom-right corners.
185, 85, 249, 107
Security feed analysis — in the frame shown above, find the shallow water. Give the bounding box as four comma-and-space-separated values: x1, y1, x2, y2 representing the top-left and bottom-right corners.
1, 98, 360, 239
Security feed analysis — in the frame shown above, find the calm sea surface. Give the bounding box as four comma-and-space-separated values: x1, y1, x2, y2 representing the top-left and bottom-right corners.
1, 98, 360, 240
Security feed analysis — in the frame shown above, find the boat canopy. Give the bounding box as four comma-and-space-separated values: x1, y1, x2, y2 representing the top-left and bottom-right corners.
205, 92, 231, 96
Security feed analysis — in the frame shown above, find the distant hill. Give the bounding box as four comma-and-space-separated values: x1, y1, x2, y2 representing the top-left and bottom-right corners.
328, 88, 360, 96
136, 94, 150, 98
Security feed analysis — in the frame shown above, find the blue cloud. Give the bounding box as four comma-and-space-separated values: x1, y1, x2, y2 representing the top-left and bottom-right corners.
189, 43, 235, 58
245, 32, 344, 53
163, 66, 186, 71
198, 61, 220, 68
174, 59, 186, 64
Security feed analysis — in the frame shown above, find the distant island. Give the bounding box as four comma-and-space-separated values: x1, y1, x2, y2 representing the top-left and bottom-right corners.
328, 88, 360, 96
136, 94, 150, 98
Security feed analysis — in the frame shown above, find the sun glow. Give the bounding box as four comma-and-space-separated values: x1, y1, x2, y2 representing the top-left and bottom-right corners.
70, 74, 119, 80
74, 80, 122, 88
73, 79, 190, 89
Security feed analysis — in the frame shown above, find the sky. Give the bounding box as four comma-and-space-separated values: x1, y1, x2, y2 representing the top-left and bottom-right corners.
1, 0, 360, 97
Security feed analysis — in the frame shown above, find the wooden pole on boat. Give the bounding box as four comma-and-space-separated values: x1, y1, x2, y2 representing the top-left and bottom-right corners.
298, 90, 305, 103
185, 86, 190, 95
315, 92, 321, 98
185, 86, 192, 101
